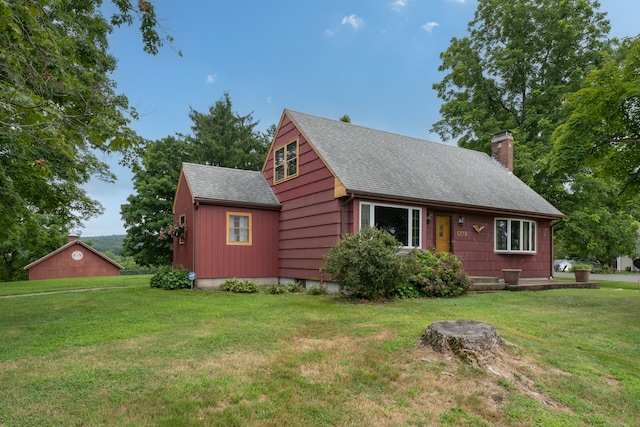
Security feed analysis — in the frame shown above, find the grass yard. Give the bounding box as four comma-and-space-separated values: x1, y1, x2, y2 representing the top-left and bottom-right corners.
0, 276, 639, 426
0, 275, 151, 296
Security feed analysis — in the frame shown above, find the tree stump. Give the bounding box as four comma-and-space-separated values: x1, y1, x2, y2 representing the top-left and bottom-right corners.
418, 320, 569, 410
419, 320, 505, 365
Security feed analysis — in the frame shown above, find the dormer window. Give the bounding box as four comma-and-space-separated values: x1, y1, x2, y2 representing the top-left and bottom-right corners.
274, 139, 298, 183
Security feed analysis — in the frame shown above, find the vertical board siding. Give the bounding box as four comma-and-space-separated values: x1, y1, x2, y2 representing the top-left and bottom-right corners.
172, 172, 196, 272
28, 246, 120, 280
195, 205, 279, 279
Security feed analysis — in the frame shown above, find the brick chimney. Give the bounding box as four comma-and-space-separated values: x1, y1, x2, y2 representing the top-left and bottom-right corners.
491, 131, 514, 172
68, 235, 80, 243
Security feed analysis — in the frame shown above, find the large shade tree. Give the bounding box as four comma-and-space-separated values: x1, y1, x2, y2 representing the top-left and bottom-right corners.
121, 93, 273, 266
431, 0, 610, 188
552, 36, 640, 264
430, 0, 640, 266
0, 0, 169, 280
554, 36, 640, 196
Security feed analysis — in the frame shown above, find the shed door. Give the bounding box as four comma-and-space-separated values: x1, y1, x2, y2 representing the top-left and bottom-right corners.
435, 215, 451, 253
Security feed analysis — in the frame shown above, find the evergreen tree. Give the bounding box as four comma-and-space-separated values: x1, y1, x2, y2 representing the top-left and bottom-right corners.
121, 93, 273, 266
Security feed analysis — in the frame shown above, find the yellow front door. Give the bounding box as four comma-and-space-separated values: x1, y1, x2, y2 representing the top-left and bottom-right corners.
435, 215, 451, 253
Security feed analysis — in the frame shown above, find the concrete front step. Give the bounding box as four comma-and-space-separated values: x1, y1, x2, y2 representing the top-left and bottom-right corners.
469, 283, 507, 292
470, 276, 501, 284
468, 276, 600, 293
506, 281, 600, 291
469, 277, 505, 292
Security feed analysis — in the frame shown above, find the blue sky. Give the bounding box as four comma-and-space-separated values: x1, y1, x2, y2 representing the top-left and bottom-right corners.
79, 0, 640, 237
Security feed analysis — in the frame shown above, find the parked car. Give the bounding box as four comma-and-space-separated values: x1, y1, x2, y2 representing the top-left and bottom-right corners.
554, 260, 574, 272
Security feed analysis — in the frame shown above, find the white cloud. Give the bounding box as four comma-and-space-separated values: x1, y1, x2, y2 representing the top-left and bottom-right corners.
325, 28, 336, 37
206, 74, 217, 84
448, 0, 466, 3
390, 0, 409, 12
341, 14, 365, 30
421, 21, 439, 33
266, 96, 272, 104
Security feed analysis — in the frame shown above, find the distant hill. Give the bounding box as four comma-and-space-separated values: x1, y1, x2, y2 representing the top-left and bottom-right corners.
80, 235, 125, 255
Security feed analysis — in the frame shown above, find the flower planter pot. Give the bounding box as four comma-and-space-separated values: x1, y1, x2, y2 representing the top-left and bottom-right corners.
574, 269, 590, 283
502, 269, 521, 286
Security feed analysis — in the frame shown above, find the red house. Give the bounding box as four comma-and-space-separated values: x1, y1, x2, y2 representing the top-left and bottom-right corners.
25, 236, 123, 280
173, 110, 564, 289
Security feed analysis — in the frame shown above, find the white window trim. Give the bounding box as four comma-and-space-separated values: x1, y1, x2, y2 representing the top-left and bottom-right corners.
494, 218, 537, 253
359, 202, 422, 249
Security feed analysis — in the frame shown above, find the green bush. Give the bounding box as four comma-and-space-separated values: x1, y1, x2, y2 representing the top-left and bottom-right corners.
219, 278, 260, 293
285, 282, 303, 293
306, 284, 328, 295
393, 283, 422, 299
264, 284, 288, 294
410, 249, 470, 298
323, 226, 413, 300
592, 264, 612, 274
149, 267, 190, 290
263, 282, 303, 294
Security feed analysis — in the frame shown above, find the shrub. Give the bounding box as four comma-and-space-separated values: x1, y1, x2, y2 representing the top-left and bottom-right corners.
150, 267, 190, 290
590, 263, 612, 274
263, 282, 303, 294
285, 282, 303, 293
264, 284, 288, 294
306, 284, 328, 295
323, 226, 413, 300
393, 283, 422, 299
410, 249, 471, 298
219, 278, 260, 293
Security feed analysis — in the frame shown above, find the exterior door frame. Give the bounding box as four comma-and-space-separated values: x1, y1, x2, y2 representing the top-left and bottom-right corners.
435, 214, 452, 253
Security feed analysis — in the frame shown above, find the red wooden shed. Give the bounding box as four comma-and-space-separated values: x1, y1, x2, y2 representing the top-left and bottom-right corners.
24, 236, 123, 280
172, 110, 564, 289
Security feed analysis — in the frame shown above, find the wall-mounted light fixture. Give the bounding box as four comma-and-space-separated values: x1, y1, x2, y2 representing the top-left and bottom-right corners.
458, 216, 465, 225
426, 213, 433, 222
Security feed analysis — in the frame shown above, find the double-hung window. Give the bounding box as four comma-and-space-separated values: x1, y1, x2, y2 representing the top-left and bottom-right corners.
360, 202, 421, 248
495, 218, 536, 253
274, 139, 298, 183
227, 213, 252, 245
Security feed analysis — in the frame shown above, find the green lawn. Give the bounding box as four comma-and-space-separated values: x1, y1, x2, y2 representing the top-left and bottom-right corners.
0, 274, 151, 296
0, 276, 639, 426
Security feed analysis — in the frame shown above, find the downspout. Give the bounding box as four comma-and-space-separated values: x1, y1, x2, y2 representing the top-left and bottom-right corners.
550, 219, 562, 280
194, 201, 199, 287
340, 193, 355, 237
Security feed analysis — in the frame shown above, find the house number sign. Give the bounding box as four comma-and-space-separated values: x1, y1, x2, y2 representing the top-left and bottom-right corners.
456, 230, 469, 237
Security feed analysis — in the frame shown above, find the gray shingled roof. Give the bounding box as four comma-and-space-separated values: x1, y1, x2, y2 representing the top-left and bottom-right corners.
182, 163, 280, 208
287, 110, 563, 218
